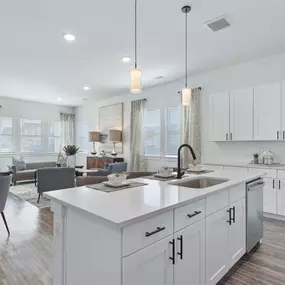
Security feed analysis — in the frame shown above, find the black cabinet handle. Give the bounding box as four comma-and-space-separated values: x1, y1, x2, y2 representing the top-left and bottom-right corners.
273, 179, 275, 189
231, 206, 236, 223
226, 133, 228, 141
177, 235, 183, 260
169, 239, 175, 265
145, 227, 165, 237
230, 133, 233, 140
277, 131, 280, 140
279, 180, 281, 190
227, 208, 232, 225
187, 210, 202, 219
283, 131, 285, 140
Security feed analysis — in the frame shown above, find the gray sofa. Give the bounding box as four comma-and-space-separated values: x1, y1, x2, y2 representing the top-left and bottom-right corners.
9, 161, 57, 185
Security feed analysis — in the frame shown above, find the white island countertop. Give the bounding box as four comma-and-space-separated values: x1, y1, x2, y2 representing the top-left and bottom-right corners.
45, 170, 264, 227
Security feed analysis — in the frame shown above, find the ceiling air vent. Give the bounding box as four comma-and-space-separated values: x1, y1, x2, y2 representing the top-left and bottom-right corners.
205, 17, 231, 32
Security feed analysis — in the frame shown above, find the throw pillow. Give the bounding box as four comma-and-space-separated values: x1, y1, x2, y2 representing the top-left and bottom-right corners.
12, 157, 27, 171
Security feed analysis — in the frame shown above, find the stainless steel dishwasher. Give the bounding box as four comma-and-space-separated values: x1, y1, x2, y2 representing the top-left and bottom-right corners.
246, 178, 264, 253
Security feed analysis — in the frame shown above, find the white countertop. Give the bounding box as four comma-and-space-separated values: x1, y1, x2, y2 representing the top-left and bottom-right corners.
205, 162, 285, 170
45, 170, 264, 227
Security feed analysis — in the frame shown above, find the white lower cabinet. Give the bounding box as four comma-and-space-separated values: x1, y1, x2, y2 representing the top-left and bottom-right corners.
206, 198, 246, 285
123, 236, 174, 285
263, 177, 277, 214
229, 198, 246, 267
174, 219, 206, 285
206, 207, 230, 285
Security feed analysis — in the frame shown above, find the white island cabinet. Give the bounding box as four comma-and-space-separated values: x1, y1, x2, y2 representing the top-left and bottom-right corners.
46, 170, 263, 285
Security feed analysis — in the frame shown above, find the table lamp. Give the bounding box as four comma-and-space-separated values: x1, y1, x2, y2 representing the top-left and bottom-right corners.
88, 131, 100, 155
109, 129, 122, 156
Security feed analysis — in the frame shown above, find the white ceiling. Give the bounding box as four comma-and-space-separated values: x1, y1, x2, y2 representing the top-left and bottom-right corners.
1, 0, 285, 106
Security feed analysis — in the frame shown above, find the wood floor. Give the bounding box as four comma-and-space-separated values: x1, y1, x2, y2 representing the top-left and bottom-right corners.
1, 195, 285, 285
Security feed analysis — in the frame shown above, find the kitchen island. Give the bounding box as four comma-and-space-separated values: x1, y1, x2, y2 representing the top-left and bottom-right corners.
46, 170, 264, 285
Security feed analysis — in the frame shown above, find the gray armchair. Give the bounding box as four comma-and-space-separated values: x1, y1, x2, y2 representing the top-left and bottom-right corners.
0, 175, 11, 235
88, 162, 128, 176
37, 167, 75, 203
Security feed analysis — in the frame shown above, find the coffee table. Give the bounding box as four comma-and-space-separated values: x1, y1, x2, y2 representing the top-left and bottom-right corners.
75, 168, 98, 177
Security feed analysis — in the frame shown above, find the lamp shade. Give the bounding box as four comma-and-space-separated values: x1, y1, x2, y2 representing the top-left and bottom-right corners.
181, 88, 191, 106
89, 131, 100, 142
109, 130, 122, 142
130, 68, 142, 93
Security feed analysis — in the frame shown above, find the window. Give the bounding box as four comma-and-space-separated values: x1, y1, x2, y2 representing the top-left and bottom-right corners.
165, 107, 181, 156
77, 122, 89, 152
143, 109, 161, 156
20, 119, 44, 153
48, 121, 61, 153
0, 117, 14, 152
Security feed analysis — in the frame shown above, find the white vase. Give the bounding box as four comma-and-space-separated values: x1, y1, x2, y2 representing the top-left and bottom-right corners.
66, 156, 75, 167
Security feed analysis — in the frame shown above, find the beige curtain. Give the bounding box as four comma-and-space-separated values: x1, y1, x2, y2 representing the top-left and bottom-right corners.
180, 88, 201, 167
60, 113, 75, 147
129, 99, 146, 172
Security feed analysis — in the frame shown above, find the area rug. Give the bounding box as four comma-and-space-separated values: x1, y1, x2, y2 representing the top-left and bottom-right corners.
9, 183, 51, 209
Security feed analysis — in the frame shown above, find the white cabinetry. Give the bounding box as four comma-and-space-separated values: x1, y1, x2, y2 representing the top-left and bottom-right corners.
174, 219, 206, 285
230, 88, 254, 141
277, 170, 285, 216
206, 207, 229, 285
123, 237, 173, 285
209, 92, 230, 141
248, 168, 277, 214
254, 82, 281, 140
229, 198, 246, 267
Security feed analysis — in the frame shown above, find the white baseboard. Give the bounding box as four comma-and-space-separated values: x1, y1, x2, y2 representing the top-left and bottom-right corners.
264, 212, 285, 221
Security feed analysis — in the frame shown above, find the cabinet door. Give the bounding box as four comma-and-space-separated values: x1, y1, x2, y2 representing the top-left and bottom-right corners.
229, 198, 246, 267
209, 92, 230, 141
174, 219, 206, 285
254, 82, 281, 140
206, 207, 230, 285
263, 178, 277, 214
230, 88, 254, 140
123, 237, 173, 285
277, 179, 285, 216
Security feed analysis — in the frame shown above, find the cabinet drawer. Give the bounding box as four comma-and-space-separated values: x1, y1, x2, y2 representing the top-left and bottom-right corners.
229, 183, 245, 204
122, 211, 173, 256
206, 189, 229, 216
174, 198, 205, 231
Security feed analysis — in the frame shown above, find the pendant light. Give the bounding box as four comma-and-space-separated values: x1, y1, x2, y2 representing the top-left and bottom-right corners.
181, 5, 192, 106
130, 0, 142, 93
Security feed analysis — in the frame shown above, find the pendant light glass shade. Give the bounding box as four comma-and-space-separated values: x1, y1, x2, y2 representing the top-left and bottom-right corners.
130, 67, 142, 93
181, 88, 191, 106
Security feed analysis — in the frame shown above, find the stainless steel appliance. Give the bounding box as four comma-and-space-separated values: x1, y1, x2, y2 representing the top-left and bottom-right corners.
246, 178, 264, 252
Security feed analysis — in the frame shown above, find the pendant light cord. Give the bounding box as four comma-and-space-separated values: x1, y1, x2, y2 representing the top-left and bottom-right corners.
185, 11, 188, 88
135, 0, 138, 69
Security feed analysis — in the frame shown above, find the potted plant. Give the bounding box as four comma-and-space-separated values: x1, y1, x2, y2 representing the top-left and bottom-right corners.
253, 153, 259, 164
62, 145, 80, 167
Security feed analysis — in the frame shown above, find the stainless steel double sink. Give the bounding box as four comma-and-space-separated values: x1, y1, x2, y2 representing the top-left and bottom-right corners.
169, 177, 229, 189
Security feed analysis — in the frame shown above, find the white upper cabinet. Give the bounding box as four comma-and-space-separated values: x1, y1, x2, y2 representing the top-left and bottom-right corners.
230, 88, 254, 141
254, 82, 282, 140
209, 92, 230, 141
281, 81, 285, 139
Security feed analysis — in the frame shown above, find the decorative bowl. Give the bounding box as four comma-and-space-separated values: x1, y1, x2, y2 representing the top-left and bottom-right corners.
107, 173, 127, 185
157, 167, 173, 177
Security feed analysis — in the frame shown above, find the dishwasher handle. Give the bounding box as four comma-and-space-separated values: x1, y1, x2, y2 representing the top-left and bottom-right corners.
247, 182, 265, 191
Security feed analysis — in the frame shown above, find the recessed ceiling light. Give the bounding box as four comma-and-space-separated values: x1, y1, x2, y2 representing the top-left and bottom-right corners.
84, 86, 90, 91
121, 57, 131, 63
57, 98, 62, 101
63, 33, 76, 41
